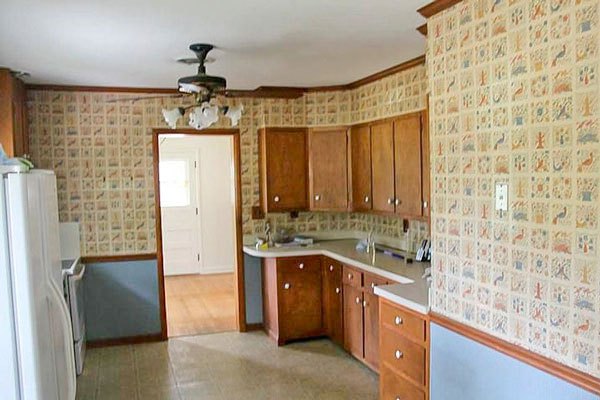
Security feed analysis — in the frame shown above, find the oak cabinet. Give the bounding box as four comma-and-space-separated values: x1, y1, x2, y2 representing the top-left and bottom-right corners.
308, 127, 349, 211
322, 257, 343, 346
363, 273, 388, 370
262, 256, 323, 345
379, 298, 430, 400
343, 283, 364, 359
0, 69, 28, 158
349, 124, 372, 211
259, 128, 308, 213
394, 113, 423, 217
370, 120, 396, 213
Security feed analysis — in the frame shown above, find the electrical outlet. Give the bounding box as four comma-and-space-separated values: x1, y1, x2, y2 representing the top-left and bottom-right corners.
495, 183, 508, 212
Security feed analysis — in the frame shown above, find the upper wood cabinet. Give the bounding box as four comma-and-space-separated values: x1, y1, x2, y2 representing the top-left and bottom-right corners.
308, 127, 348, 211
349, 124, 372, 211
370, 120, 396, 213
0, 69, 28, 158
394, 113, 423, 217
259, 128, 308, 213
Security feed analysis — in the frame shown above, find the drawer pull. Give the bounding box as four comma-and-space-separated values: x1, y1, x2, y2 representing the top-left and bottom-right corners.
283, 283, 290, 290
348, 273, 353, 280
355, 297, 361, 304
274, 195, 280, 203
371, 282, 376, 289
329, 265, 334, 271
395, 350, 403, 359
387, 197, 394, 205
335, 287, 341, 294
299, 263, 304, 269
394, 316, 403, 325
362, 300, 367, 308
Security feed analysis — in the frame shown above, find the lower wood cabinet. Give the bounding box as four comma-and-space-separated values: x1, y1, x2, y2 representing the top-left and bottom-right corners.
262, 256, 323, 345
322, 257, 344, 346
343, 282, 364, 359
379, 298, 430, 400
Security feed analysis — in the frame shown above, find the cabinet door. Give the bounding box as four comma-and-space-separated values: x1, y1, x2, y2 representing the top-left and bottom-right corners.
322, 258, 343, 346
278, 258, 323, 341
393, 113, 423, 217
308, 128, 348, 211
370, 120, 395, 213
363, 292, 380, 371
343, 284, 364, 359
350, 125, 372, 211
259, 128, 308, 212
421, 109, 430, 218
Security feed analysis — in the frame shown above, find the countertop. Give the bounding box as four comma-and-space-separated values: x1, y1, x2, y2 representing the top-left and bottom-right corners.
243, 239, 430, 314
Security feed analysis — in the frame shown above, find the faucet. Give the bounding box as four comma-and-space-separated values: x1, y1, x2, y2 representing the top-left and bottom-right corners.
366, 230, 376, 254
265, 221, 273, 247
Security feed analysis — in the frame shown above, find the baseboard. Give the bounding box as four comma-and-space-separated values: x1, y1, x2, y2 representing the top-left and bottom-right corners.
245, 323, 264, 331
87, 333, 164, 348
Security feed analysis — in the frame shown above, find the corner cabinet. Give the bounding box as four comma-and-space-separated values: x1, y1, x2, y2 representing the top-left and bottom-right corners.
349, 124, 372, 211
308, 127, 349, 211
0, 69, 28, 158
322, 257, 343, 346
259, 127, 308, 213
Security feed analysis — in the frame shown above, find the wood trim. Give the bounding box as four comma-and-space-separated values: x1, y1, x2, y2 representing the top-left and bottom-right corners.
152, 128, 247, 339
27, 55, 426, 97
430, 312, 600, 396
81, 253, 157, 264
245, 323, 264, 331
417, 0, 463, 18
87, 333, 163, 348
417, 23, 428, 36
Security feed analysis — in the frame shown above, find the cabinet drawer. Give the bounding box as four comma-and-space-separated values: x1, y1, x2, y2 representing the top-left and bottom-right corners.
381, 327, 426, 386
380, 299, 426, 343
380, 365, 425, 400
277, 257, 321, 274
342, 265, 363, 288
364, 272, 388, 295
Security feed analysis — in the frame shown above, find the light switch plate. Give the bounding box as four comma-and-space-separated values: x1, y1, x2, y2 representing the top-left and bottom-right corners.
495, 183, 508, 211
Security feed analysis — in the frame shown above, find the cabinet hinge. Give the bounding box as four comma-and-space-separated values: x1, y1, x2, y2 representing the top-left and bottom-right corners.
197, 254, 200, 262
196, 207, 199, 215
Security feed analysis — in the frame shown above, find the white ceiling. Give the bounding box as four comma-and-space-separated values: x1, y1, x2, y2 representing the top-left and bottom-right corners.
0, 0, 429, 90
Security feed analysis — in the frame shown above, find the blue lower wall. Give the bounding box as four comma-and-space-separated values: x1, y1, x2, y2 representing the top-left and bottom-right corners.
83, 259, 161, 340
431, 323, 599, 400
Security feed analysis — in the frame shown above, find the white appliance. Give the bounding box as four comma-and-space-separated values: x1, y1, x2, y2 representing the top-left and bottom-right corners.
0, 166, 77, 400
61, 257, 86, 375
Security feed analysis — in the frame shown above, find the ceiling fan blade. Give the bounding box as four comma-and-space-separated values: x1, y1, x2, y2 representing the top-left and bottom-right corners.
105, 94, 184, 103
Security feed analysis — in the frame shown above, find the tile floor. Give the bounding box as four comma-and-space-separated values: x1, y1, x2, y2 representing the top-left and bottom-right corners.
77, 331, 378, 400
165, 273, 237, 337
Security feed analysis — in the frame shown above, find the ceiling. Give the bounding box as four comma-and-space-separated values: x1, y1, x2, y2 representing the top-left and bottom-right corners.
0, 0, 429, 90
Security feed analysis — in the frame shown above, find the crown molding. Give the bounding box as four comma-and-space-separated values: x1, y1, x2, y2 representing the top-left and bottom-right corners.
417, 23, 428, 36
417, 0, 463, 18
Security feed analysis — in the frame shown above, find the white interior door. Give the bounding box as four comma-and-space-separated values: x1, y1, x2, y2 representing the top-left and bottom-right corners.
160, 151, 202, 276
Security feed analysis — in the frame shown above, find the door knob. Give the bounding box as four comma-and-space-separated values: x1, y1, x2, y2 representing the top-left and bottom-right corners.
423, 201, 428, 208
371, 282, 376, 289
347, 273, 353, 280
395, 198, 401, 206
274, 195, 280, 203
283, 283, 290, 290
362, 300, 367, 308
329, 265, 334, 271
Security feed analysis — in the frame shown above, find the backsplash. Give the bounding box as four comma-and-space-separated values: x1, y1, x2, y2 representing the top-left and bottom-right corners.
428, 0, 599, 377
27, 62, 429, 256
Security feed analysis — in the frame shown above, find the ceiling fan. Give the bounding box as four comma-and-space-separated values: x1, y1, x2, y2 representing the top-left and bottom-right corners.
107, 43, 243, 129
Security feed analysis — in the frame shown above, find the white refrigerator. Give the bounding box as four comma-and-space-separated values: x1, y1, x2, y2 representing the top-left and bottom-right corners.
0, 166, 76, 400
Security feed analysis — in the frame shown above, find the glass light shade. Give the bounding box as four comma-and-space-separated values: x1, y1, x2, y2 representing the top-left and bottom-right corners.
225, 105, 244, 126
162, 107, 184, 129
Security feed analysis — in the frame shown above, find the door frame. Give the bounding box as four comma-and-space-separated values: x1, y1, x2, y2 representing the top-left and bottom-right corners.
152, 128, 246, 339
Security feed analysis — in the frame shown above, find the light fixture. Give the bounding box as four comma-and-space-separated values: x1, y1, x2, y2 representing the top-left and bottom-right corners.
163, 103, 244, 130
224, 105, 244, 126
162, 107, 185, 129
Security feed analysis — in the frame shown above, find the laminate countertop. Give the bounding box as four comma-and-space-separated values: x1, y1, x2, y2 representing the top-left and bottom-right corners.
243, 239, 430, 314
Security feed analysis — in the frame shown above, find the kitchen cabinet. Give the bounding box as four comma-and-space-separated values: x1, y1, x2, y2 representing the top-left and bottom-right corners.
370, 120, 395, 213
379, 297, 430, 400
363, 273, 388, 370
262, 256, 323, 345
258, 127, 308, 213
343, 283, 363, 359
308, 127, 349, 211
393, 113, 423, 217
322, 257, 343, 346
349, 124, 372, 211
0, 69, 28, 158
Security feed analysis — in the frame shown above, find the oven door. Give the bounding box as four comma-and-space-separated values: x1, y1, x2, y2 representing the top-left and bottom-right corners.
67, 262, 86, 342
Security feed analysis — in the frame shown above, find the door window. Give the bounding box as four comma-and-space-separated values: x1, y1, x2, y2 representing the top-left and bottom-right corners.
159, 160, 191, 207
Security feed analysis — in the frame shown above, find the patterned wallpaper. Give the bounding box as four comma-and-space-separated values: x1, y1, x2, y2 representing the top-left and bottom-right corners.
27, 62, 429, 256
428, 0, 599, 377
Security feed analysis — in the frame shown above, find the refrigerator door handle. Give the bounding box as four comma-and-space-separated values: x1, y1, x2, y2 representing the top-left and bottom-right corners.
70, 264, 85, 282
49, 282, 77, 400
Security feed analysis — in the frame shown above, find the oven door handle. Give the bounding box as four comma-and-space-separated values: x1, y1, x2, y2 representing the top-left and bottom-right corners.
71, 263, 86, 281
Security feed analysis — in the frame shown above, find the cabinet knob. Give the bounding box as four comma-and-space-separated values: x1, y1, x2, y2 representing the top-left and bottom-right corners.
395, 198, 401, 206
394, 316, 403, 325
335, 287, 341, 294
273, 195, 280, 203
329, 265, 334, 272
423, 200, 428, 208
395, 350, 403, 359
387, 198, 394, 205
362, 300, 367, 308
355, 297, 361, 304
314, 194, 321, 201
371, 282, 376, 289
283, 283, 290, 290
364, 196, 370, 203
299, 263, 304, 269
348, 273, 353, 280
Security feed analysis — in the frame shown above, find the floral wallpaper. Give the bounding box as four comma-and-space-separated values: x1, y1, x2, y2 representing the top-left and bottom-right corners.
27, 62, 429, 256
428, 0, 599, 377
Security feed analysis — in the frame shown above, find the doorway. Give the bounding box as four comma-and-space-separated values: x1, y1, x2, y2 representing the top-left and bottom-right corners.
153, 129, 245, 339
